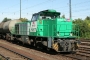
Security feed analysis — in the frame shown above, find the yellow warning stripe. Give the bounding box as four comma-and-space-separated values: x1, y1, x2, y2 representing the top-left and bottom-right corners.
52, 43, 59, 51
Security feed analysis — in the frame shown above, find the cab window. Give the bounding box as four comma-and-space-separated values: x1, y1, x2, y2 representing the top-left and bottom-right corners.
39, 12, 60, 20
31, 14, 39, 21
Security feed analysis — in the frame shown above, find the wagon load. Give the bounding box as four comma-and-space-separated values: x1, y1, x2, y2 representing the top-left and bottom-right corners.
3, 19, 22, 34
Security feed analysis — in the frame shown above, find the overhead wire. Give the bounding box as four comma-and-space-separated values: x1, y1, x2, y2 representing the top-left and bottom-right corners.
14, 0, 54, 13
1, 0, 55, 15
1, 0, 90, 19
0, 0, 28, 13
54, 0, 90, 11
1, 0, 89, 14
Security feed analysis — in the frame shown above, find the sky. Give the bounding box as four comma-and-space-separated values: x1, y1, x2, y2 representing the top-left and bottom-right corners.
0, 0, 90, 22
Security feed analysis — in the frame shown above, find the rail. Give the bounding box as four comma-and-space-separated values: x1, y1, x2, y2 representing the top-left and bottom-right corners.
0, 46, 33, 60
0, 54, 10, 60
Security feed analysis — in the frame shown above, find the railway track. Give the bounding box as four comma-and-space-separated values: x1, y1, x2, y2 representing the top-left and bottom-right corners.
79, 46, 90, 51
62, 52, 90, 60
81, 39, 90, 42
0, 45, 33, 60
81, 42, 90, 46
0, 54, 10, 60
1, 39, 90, 60
0, 40, 51, 60
0, 40, 72, 60
58, 41, 90, 60
59, 48, 90, 60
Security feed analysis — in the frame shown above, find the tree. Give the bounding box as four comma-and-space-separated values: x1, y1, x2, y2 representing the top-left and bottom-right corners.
73, 17, 90, 39
73, 18, 84, 37
85, 16, 90, 20
61, 15, 65, 18
19, 18, 28, 22
2, 17, 11, 22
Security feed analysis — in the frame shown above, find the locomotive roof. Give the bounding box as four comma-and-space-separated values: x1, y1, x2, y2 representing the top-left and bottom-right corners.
39, 9, 60, 14
33, 9, 60, 15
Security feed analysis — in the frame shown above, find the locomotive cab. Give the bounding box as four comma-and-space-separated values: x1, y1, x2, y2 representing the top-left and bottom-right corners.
31, 9, 60, 21
31, 13, 39, 21
39, 10, 60, 20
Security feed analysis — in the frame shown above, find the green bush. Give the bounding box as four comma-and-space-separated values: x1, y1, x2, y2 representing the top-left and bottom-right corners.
73, 16, 90, 39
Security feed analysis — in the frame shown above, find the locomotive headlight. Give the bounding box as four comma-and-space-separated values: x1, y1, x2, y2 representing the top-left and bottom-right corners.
57, 34, 59, 36
57, 32, 59, 36
70, 33, 72, 36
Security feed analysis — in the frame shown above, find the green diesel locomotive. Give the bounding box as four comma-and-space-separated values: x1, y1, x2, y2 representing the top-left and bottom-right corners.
2, 9, 80, 52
